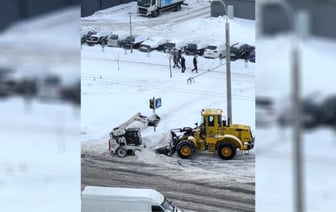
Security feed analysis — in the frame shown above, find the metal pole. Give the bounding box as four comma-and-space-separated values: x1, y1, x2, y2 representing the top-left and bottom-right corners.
169, 55, 172, 78
217, 0, 232, 125
292, 14, 304, 212
281, 3, 305, 211
225, 18, 232, 126
128, 12, 133, 53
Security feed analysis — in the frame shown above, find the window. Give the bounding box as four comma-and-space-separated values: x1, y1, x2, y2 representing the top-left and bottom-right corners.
152, 205, 164, 212
208, 116, 214, 127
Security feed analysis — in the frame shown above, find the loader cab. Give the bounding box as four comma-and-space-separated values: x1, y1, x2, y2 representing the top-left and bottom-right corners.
124, 128, 142, 146
200, 108, 224, 141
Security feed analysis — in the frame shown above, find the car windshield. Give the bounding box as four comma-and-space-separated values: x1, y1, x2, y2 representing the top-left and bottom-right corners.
165, 43, 175, 48
206, 45, 217, 50
187, 44, 197, 50
138, 0, 151, 7
109, 35, 118, 40
161, 198, 175, 212
140, 45, 151, 49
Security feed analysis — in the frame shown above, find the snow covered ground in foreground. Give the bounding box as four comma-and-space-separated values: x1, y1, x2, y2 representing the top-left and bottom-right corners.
0, 98, 80, 212
256, 35, 336, 212
81, 1, 256, 184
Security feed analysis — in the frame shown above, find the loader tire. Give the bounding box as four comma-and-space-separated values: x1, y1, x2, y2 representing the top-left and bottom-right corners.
176, 140, 195, 159
217, 143, 236, 160
117, 148, 127, 158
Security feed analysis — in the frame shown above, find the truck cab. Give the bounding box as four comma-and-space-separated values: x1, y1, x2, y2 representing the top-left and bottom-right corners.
138, 0, 184, 17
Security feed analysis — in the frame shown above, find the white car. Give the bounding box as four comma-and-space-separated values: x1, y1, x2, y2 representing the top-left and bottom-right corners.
203, 42, 226, 59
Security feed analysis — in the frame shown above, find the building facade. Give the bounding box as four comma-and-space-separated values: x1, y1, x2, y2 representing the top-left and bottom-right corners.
81, 0, 135, 17
211, 0, 255, 20
259, 0, 336, 39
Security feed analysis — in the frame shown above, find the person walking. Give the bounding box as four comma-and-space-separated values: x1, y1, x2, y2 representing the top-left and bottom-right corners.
181, 56, 186, 73
191, 55, 198, 73
173, 48, 180, 68
178, 49, 182, 65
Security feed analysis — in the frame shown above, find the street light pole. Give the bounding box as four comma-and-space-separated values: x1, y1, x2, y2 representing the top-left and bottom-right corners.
214, 0, 232, 125
225, 12, 232, 126
281, 3, 305, 212
128, 12, 133, 53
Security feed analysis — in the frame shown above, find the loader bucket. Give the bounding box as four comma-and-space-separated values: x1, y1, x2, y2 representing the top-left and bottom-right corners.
147, 113, 160, 127
155, 144, 175, 156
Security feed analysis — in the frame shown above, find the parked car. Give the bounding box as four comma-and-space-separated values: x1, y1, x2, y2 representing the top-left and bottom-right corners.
60, 80, 80, 105
121, 35, 148, 49
163, 39, 187, 53
237, 44, 255, 60
277, 92, 327, 129
0, 66, 15, 97
184, 40, 208, 56
249, 49, 255, 63
36, 74, 62, 100
139, 37, 168, 52
229, 42, 244, 61
256, 96, 276, 127
81, 27, 96, 45
203, 42, 226, 59
86, 31, 111, 46
318, 94, 336, 126
107, 33, 129, 47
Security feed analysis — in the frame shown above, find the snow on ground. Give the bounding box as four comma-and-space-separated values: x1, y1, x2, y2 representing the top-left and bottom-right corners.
81, 3, 255, 184
256, 35, 336, 212
0, 97, 80, 212
0, 7, 80, 212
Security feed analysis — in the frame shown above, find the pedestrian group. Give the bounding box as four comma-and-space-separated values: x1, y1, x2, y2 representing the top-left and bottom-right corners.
172, 48, 197, 73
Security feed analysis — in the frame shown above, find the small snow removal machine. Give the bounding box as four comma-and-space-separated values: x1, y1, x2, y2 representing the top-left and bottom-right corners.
108, 112, 160, 157
155, 108, 254, 160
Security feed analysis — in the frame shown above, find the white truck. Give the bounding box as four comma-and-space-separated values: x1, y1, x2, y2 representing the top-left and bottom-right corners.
137, 0, 186, 17
81, 186, 183, 212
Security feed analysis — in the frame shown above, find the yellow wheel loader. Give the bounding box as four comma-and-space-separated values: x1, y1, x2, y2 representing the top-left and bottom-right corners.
156, 108, 254, 160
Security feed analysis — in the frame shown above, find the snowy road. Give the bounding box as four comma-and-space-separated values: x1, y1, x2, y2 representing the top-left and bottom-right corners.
81, 151, 255, 212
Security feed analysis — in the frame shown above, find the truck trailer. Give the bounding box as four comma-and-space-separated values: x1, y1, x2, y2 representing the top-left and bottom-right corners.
137, 0, 186, 17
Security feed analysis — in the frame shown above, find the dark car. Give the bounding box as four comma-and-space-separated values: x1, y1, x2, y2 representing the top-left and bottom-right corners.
60, 80, 80, 105
238, 44, 255, 60
249, 49, 255, 63
277, 98, 323, 129
184, 41, 208, 56
319, 95, 336, 126
256, 96, 276, 127
229, 43, 241, 61
81, 30, 96, 45
121, 35, 147, 49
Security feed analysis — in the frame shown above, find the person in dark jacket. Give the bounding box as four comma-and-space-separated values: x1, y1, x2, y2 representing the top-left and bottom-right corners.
191, 55, 198, 73
178, 49, 182, 64
181, 56, 186, 73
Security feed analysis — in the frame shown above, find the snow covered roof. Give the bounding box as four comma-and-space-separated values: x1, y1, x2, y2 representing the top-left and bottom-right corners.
82, 186, 164, 204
